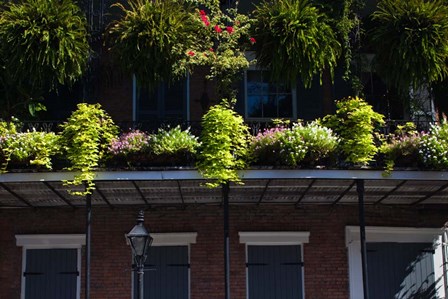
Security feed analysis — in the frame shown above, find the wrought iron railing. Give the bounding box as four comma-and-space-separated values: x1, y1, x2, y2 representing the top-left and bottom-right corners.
17, 119, 435, 136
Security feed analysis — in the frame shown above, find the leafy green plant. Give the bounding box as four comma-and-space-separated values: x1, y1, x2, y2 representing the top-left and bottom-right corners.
107, 0, 200, 86
380, 123, 422, 173
419, 122, 448, 169
59, 103, 119, 195
151, 126, 199, 155
321, 96, 385, 165
252, 0, 341, 87
0, 0, 89, 93
197, 100, 250, 187
290, 121, 338, 165
370, 0, 448, 92
250, 121, 338, 167
0, 130, 60, 172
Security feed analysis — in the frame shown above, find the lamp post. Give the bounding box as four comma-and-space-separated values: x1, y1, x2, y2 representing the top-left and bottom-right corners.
126, 210, 153, 299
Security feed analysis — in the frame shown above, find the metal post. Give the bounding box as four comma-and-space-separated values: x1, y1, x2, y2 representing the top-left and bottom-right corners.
138, 266, 144, 299
223, 182, 231, 299
85, 193, 92, 299
356, 179, 369, 299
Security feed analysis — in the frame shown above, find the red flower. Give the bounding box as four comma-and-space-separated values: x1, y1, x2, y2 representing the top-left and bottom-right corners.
201, 15, 210, 26
209, 47, 214, 52
214, 25, 222, 33
250, 37, 256, 44
187, 51, 195, 56
200, 10, 206, 16
226, 26, 234, 34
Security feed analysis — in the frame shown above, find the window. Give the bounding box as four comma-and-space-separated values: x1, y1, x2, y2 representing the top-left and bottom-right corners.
239, 232, 310, 299
245, 70, 296, 120
133, 76, 189, 122
132, 232, 197, 299
346, 226, 446, 299
16, 234, 85, 299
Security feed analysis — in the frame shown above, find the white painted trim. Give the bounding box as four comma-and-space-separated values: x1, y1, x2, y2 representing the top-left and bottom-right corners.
16, 234, 84, 299
346, 226, 445, 299
4, 169, 448, 184
151, 232, 197, 246
16, 234, 86, 248
346, 226, 441, 245
239, 231, 310, 245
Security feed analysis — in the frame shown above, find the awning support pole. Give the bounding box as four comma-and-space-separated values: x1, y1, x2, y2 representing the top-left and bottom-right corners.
357, 179, 369, 299
86, 193, 92, 299
223, 182, 231, 299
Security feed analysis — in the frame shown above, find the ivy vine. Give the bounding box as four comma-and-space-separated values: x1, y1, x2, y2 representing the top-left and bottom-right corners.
197, 100, 250, 187
59, 103, 118, 195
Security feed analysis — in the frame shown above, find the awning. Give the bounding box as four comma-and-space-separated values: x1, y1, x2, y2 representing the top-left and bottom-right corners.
1, 169, 448, 208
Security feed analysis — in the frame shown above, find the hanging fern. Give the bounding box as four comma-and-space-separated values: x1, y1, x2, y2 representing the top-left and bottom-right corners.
59, 103, 118, 195
252, 0, 341, 88
107, 0, 201, 87
0, 0, 89, 92
370, 0, 448, 92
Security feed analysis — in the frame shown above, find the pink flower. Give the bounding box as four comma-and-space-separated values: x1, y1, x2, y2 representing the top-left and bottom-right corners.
187, 51, 195, 56
209, 47, 214, 52
200, 10, 206, 16
214, 25, 222, 33
226, 26, 234, 34
250, 37, 256, 44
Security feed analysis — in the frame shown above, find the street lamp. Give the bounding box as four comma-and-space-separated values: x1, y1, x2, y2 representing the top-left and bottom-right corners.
126, 210, 153, 299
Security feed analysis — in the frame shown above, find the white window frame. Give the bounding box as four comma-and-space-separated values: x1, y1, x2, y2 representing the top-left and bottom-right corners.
130, 232, 197, 299
244, 59, 297, 121
16, 234, 86, 299
239, 231, 310, 299
345, 226, 445, 299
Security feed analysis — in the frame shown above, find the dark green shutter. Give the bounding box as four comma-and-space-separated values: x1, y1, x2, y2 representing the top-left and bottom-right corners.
24, 249, 78, 299
367, 242, 436, 299
247, 245, 303, 299
134, 246, 189, 299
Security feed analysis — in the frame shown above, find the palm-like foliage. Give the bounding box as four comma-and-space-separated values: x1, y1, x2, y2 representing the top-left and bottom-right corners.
0, 0, 89, 92
252, 0, 341, 88
107, 0, 201, 87
371, 0, 448, 91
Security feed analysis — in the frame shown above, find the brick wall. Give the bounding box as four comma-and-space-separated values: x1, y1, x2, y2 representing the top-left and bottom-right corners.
0, 204, 446, 299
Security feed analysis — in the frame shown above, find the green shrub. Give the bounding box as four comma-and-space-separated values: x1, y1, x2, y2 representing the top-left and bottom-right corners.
252, 0, 340, 87
151, 126, 199, 156
419, 122, 448, 169
197, 100, 250, 187
380, 122, 422, 173
289, 121, 338, 165
60, 103, 119, 195
1, 130, 60, 171
322, 96, 385, 165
